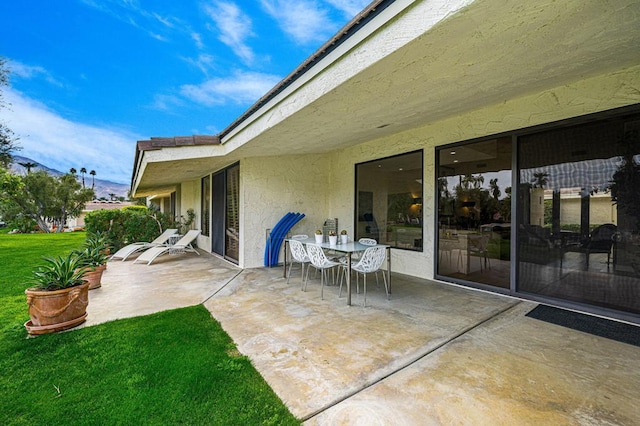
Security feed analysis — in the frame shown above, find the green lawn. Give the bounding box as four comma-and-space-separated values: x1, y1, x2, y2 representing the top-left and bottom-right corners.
0, 232, 299, 425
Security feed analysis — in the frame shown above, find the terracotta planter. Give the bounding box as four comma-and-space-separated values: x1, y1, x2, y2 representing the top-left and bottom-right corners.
24, 281, 90, 335
82, 265, 106, 290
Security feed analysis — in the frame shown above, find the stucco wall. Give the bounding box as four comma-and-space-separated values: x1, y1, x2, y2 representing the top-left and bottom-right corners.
241, 154, 332, 268
179, 179, 207, 250
175, 65, 639, 275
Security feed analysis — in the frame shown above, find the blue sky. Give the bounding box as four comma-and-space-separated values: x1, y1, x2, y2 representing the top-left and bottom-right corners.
0, 0, 370, 183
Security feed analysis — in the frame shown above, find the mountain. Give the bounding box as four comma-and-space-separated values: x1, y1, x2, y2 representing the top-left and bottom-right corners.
9, 155, 130, 199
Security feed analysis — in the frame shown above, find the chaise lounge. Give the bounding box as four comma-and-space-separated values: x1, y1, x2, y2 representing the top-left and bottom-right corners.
110, 228, 178, 261
133, 230, 201, 265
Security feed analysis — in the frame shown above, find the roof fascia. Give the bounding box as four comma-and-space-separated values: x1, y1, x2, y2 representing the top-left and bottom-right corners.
219, 0, 407, 142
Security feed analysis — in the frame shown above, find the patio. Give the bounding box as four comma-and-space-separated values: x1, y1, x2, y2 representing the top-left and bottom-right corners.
87, 251, 640, 424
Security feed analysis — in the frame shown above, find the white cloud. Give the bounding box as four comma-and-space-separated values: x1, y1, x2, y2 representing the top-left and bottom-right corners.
80, 0, 186, 44
179, 70, 281, 106
4, 88, 139, 184
150, 93, 184, 111
323, 0, 370, 18
260, 0, 333, 45
191, 32, 205, 49
8, 60, 64, 87
204, 1, 256, 65
181, 53, 217, 76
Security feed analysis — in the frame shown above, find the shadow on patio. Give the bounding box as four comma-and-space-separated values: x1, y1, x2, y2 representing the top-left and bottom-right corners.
89, 251, 640, 425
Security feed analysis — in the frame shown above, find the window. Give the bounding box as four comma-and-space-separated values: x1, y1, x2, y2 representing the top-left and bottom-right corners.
201, 175, 210, 237
225, 164, 240, 262
436, 138, 512, 289
355, 150, 423, 251
517, 113, 640, 315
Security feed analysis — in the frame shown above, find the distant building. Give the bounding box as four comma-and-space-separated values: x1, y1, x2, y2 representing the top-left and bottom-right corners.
66, 200, 133, 230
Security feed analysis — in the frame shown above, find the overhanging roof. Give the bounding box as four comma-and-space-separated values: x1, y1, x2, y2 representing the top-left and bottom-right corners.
132, 0, 640, 197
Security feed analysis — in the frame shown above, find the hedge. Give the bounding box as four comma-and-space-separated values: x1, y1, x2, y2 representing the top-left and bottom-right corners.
84, 208, 174, 250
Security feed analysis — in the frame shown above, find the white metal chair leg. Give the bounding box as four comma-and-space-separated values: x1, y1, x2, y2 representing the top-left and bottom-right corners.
303, 265, 313, 291
286, 261, 295, 284
363, 273, 367, 307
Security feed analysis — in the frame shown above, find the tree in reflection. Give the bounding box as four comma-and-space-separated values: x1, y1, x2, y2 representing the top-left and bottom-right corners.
611, 129, 640, 233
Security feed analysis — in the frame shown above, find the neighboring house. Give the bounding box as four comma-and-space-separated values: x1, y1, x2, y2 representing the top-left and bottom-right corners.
131, 1, 640, 324
67, 200, 133, 230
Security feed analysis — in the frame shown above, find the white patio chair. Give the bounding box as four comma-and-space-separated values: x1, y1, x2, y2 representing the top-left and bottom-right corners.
468, 234, 491, 271
359, 238, 377, 245
291, 234, 308, 240
133, 230, 201, 265
342, 237, 379, 291
305, 244, 341, 300
110, 228, 178, 261
352, 237, 377, 260
340, 245, 388, 307
287, 239, 310, 288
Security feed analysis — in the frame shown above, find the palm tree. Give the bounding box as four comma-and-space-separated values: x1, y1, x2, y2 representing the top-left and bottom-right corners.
90, 170, 96, 189
80, 167, 87, 188
18, 161, 38, 173
108, 193, 115, 201
69, 167, 77, 175
531, 172, 549, 189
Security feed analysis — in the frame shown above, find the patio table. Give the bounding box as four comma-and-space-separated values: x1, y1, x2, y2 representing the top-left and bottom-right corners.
284, 238, 391, 305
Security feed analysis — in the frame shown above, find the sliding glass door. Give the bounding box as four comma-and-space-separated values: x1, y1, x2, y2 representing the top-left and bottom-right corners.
436, 137, 512, 289
211, 163, 240, 264
435, 106, 640, 320
517, 113, 640, 315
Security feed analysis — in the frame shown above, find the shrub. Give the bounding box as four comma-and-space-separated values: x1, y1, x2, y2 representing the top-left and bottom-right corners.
84, 208, 173, 250
7, 214, 37, 233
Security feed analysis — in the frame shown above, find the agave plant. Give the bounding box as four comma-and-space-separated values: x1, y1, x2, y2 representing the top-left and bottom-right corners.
83, 231, 111, 253
74, 246, 108, 268
31, 253, 87, 291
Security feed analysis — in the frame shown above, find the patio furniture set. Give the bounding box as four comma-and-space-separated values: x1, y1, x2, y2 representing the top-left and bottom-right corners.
284, 235, 391, 306
110, 229, 201, 265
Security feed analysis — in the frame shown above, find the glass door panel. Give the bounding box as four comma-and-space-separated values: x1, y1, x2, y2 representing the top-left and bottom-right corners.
517, 114, 640, 315
225, 164, 240, 263
436, 137, 512, 289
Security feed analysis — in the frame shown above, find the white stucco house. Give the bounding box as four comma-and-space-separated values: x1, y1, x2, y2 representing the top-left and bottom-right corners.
131, 0, 640, 323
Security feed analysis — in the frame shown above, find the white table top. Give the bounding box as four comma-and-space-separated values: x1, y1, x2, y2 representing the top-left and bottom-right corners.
288, 237, 389, 253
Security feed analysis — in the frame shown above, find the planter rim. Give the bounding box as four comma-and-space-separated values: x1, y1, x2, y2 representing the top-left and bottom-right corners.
25, 280, 90, 296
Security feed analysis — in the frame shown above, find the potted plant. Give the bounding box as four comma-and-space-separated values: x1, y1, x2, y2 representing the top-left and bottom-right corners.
24, 253, 90, 336
74, 246, 108, 290
314, 229, 323, 244
328, 230, 338, 246
340, 229, 348, 244
85, 230, 112, 257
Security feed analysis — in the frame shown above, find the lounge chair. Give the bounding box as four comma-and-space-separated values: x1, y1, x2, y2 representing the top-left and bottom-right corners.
110, 229, 178, 261
133, 230, 201, 265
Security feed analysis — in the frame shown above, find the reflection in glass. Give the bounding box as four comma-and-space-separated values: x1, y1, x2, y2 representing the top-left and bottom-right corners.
436, 138, 512, 289
355, 151, 423, 251
225, 164, 240, 262
201, 175, 210, 237
518, 115, 640, 315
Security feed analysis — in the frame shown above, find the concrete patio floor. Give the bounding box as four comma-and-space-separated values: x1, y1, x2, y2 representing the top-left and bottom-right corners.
86, 250, 640, 425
